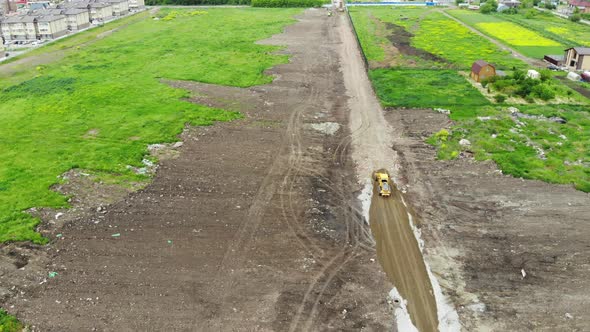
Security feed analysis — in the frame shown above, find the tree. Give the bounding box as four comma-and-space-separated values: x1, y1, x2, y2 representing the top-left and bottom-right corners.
571, 13, 581, 22
480, 0, 498, 13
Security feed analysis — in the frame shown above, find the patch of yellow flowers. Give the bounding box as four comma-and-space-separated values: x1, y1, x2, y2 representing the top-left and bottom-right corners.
476, 22, 561, 46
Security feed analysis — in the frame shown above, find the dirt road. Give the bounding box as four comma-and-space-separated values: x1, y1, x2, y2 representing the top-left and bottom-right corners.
369, 183, 438, 332
1, 9, 395, 331
338, 12, 440, 332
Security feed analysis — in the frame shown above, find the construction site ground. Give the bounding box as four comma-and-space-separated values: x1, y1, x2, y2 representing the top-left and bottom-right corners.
0, 8, 589, 332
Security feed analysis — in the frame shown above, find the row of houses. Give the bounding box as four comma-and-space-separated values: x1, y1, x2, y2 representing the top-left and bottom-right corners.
0, 0, 144, 41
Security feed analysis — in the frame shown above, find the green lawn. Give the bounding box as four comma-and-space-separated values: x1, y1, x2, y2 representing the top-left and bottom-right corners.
0, 8, 301, 243
370, 69, 490, 113
447, 10, 567, 59
349, 7, 526, 69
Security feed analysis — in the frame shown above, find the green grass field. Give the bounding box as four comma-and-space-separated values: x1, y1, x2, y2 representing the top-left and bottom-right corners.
350, 7, 590, 191
447, 10, 567, 59
0, 8, 301, 244
370, 69, 490, 112
349, 7, 526, 69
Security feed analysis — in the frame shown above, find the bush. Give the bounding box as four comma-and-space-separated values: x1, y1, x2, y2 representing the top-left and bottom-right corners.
570, 13, 581, 22
532, 84, 556, 100
480, 0, 498, 13
0, 309, 23, 332
251, 0, 325, 6
494, 94, 507, 103
434, 128, 450, 142
539, 69, 552, 81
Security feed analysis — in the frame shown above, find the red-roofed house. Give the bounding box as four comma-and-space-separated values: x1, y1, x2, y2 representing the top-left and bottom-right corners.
569, 0, 590, 13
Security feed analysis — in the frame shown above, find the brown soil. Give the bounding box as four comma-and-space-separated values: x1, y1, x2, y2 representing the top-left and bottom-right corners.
0, 9, 394, 331
387, 107, 590, 331
556, 75, 590, 99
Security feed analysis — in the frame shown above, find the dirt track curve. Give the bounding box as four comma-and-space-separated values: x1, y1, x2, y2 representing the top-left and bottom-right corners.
1, 8, 399, 331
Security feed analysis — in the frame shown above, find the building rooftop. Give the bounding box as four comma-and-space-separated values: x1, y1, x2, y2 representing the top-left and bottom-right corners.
471, 60, 493, 74
567, 47, 590, 55
37, 14, 65, 22
569, 0, 590, 6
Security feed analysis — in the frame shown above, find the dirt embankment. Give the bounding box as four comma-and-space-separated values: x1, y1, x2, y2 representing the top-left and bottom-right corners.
387, 108, 590, 331
1, 9, 395, 331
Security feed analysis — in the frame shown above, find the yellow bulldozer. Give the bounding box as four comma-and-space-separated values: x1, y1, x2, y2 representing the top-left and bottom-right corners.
374, 171, 392, 197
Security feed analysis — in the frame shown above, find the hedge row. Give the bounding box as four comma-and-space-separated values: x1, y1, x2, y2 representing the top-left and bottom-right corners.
251, 0, 326, 7
146, 0, 250, 5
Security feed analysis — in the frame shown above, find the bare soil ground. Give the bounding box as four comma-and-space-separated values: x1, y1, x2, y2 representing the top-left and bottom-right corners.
387, 108, 590, 331
1, 9, 395, 331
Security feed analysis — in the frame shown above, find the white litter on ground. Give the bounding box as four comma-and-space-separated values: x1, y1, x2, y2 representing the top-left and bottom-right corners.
389, 288, 419, 332
357, 180, 373, 224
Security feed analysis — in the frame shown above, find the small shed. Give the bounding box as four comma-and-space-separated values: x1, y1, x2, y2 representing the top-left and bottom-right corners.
471, 60, 496, 82
527, 69, 540, 79
544, 54, 563, 66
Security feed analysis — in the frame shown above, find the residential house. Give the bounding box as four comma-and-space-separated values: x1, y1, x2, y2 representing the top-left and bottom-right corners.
69, 1, 113, 22
44, 7, 90, 30
471, 60, 496, 82
3, 15, 34, 40
568, 0, 590, 13
564, 47, 590, 71
128, 0, 144, 10
106, 0, 128, 16
36, 14, 66, 39
500, 0, 521, 7
63, 8, 90, 30
88, 1, 114, 22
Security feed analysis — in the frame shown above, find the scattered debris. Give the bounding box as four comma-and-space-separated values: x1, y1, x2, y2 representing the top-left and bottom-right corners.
55, 212, 64, 220
111, 233, 121, 237
434, 108, 451, 115
477, 116, 494, 121
306, 122, 341, 135
565, 313, 574, 319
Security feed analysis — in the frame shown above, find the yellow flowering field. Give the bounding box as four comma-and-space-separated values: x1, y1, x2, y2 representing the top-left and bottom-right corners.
475, 22, 561, 46
413, 13, 524, 69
